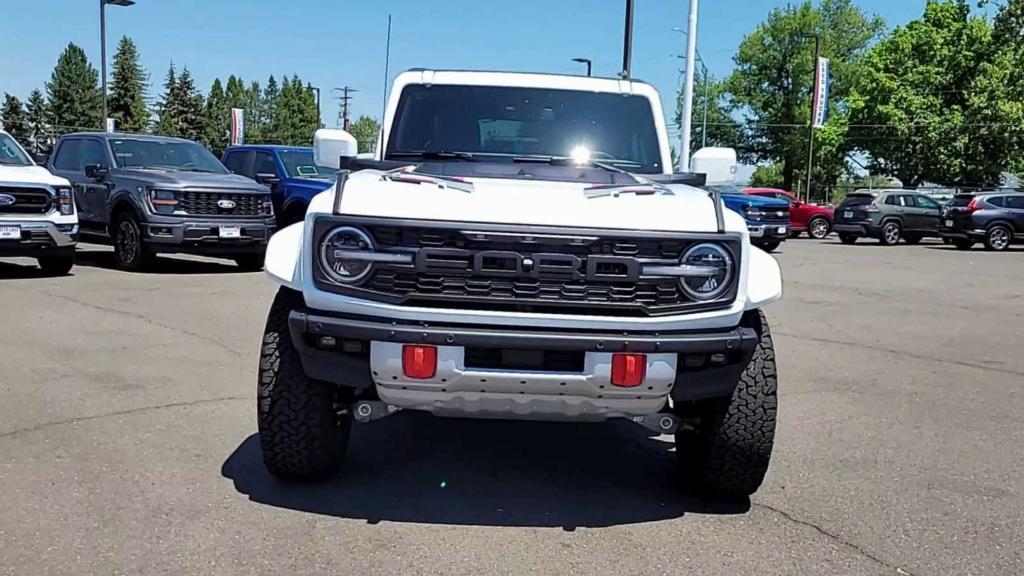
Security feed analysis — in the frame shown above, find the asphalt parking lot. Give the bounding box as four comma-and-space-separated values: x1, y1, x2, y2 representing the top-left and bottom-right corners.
1, 239, 1022, 575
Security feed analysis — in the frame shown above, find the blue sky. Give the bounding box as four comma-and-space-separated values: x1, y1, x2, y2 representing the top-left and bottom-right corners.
3, 0, 938, 133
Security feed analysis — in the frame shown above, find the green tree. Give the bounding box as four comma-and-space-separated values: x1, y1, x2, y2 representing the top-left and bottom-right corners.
25, 89, 53, 155
154, 63, 178, 136
348, 115, 381, 154
973, 0, 1024, 176
262, 76, 280, 141
850, 0, 997, 186
1, 94, 29, 145
749, 163, 785, 188
727, 0, 885, 191
108, 36, 149, 133
246, 80, 264, 143
174, 67, 206, 141
203, 78, 229, 155
675, 68, 741, 156
269, 75, 319, 146
46, 43, 102, 133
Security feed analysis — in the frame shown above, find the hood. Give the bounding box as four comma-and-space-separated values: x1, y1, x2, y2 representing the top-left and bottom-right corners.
116, 168, 268, 192
312, 170, 747, 234
721, 193, 789, 209
0, 164, 70, 187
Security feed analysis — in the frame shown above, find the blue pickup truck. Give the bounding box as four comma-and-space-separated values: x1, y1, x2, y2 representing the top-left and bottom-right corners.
222, 145, 335, 227
708, 184, 791, 252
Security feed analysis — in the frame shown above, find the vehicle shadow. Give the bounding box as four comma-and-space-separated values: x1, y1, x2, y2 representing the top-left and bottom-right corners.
221, 412, 749, 529
0, 260, 73, 280
74, 248, 248, 275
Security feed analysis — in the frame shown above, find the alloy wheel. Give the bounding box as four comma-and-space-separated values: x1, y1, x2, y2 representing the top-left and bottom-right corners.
989, 227, 1010, 251
810, 219, 830, 239
117, 220, 139, 265
884, 224, 900, 245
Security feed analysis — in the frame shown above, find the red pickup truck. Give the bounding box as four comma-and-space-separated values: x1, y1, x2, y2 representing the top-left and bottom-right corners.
744, 188, 834, 239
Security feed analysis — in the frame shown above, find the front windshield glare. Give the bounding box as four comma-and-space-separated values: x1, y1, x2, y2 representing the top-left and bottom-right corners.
386, 84, 664, 173
110, 138, 228, 173
0, 134, 32, 166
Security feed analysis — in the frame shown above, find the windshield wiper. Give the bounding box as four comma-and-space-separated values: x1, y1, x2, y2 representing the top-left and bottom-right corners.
389, 150, 476, 162
511, 154, 642, 175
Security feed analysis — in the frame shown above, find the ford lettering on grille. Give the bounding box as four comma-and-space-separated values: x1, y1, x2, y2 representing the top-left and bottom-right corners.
414, 248, 641, 282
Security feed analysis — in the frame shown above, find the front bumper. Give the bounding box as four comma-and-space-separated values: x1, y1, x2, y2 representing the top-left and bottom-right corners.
748, 223, 788, 239
0, 220, 78, 257
833, 222, 880, 237
143, 218, 274, 255
288, 307, 759, 419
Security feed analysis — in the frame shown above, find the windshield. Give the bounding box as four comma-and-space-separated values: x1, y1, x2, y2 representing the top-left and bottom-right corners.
385, 84, 664, 173
109, 138, 228, 173
278, 150, 337, 179
0, 133, 32, 166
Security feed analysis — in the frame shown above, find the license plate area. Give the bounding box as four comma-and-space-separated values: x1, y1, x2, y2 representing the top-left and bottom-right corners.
0, 225, 21, 240
944, 219, 954, 227
218, 226, 241, 239
843, 210, 854, 219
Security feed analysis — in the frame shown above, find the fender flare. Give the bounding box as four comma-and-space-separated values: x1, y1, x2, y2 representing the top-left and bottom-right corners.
745, 247, 782, 310
281, 198, 310, 222
986, 219, 1014, 233
264, 222, 304, 290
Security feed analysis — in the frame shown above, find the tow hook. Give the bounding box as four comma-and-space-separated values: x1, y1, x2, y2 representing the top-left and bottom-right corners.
627, 413, 690, 435
351, 401, 402, 423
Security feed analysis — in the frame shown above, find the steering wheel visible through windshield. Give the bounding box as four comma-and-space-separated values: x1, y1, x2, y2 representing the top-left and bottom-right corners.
109, 138, 228, 174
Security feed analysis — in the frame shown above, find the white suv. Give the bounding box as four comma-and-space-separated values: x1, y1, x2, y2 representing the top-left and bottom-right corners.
256, 71, 783, 497
0, 130, 78, 275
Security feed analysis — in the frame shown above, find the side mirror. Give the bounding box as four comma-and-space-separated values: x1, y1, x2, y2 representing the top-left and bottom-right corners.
314, 128, 358, 170
255, 172, 280, 186
84, 164, 109, 180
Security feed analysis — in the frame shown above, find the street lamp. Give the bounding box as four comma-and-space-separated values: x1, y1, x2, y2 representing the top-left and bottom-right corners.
675, 0, 699, 171
672, 27, 710, 149
100, 0, 135, 131
307, 84, 322, 126
572, 58, 593, 77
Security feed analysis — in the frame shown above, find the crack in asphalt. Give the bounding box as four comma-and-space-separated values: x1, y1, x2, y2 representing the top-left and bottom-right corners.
0, 396, 248, 440
775, 331, 1024, 378
753, 502, 915, 575
41, 290, 246, 358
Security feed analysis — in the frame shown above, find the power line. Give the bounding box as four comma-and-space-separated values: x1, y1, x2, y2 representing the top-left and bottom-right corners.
333, 86, 358, 130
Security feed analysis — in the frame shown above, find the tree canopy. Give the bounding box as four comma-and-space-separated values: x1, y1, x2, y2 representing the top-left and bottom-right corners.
108, 36, 150, 133
46, 43, 102, 133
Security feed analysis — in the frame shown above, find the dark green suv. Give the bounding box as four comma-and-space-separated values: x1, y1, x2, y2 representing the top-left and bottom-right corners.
832, 190, 942, 246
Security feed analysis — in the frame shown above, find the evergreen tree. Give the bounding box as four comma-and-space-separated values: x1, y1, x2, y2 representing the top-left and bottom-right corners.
246, 80, 263, 143
154, 63, 178, 136
108, 36, 149, 133
262, 75, 279, 140
174, 67, 206, 141
270, 75, 319, 146
46, 43, 102, 133
1, 94, 29, 145
203, 78, 228, 155
25, 89, 53, 155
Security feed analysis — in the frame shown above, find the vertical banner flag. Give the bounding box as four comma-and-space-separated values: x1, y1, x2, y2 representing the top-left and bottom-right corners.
812, 57, 831, 128
230, 108, 245, 145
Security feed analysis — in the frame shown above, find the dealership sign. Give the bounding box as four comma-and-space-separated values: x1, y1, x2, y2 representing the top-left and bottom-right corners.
230, 108, 245, 145
812, 57, 831, 128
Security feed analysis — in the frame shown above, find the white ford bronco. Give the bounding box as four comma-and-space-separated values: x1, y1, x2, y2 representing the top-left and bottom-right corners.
0, 130, 78, 275
258, 70, 782, 497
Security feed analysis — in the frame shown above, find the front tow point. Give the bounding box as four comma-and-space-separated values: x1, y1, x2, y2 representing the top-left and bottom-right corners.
628, 413, 689, 435
351, 401, 402, 423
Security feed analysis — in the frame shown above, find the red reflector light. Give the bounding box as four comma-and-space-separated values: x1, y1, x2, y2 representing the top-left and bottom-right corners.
611, 353, 646, 387
402, 345, 437, 379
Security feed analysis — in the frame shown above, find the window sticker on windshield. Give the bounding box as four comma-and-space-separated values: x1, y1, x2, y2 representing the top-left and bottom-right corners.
296, 166, 318, 176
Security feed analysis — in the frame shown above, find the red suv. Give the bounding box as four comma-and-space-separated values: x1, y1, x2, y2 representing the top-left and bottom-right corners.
744, 188, 834, 239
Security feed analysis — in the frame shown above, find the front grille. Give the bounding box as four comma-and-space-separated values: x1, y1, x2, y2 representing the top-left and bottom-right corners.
178, 191, 265, 217
0, 186, 53, 215
747, 208, 789, 224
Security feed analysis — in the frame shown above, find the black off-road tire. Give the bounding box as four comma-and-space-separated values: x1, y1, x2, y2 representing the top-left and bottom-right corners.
839, 233, 857, 245
37, 252, 75, 276
112, 211, 151, 271
258, 287, 350, 480
234, 254, 265, 271
676, 310, 777, 498
755, 240, 782, 253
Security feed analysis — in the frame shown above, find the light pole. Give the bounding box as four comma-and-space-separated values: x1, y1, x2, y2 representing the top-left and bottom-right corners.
307, 84, 321, 126
572, 58, 593, 77
100, 0, 135, 130
801, 34, 823, 203
673, 28, 710, 149
678, 0, 699, 171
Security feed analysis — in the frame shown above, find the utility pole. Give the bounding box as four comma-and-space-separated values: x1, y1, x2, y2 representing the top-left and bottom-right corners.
806, 34, 823, 203
334, 86, 358, 131
621, 0, 635, 79
679, 0, 699, 172
99, 0, 135, 130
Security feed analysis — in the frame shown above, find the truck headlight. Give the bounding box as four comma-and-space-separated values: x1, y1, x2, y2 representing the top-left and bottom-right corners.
744, 207, 764, 220
55, 186, 74, 215
678, 243, 733, 301
319, 226, 374, 284
148, 189, 179, 215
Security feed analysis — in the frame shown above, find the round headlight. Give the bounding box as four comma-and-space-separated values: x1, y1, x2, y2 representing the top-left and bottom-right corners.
679, 243, 733, 301
319, 227, 374, 284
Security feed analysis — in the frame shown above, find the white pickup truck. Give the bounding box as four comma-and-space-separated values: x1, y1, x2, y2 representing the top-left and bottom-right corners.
257, 70, 783, 497
0, 130, 78, 275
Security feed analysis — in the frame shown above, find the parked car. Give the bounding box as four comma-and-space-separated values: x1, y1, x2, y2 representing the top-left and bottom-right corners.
707, 184, 791, 252
256, 70, 784, 498
832, 189, 942, 245
940, 192, 1024, 251
47, 133, 275, 271
0, 130, 78, 275
222, 145, 336, 227
744, 187, 834, 239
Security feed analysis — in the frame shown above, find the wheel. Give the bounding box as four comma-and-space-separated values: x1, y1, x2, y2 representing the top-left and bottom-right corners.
838, 233, 858, 245
234, 254, 265, 271
37, 252, 75, 276
755, 240, 781, 253
112, 211, 151, 271
984, 224, 1012, 252
808, 217, 831, 240
676, 310, 777, 498
903, 234, 922, 245
281, 203, 308, 227
258, 287, 350, 480
952, 239, 974, 251
880, 221, 901, 246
